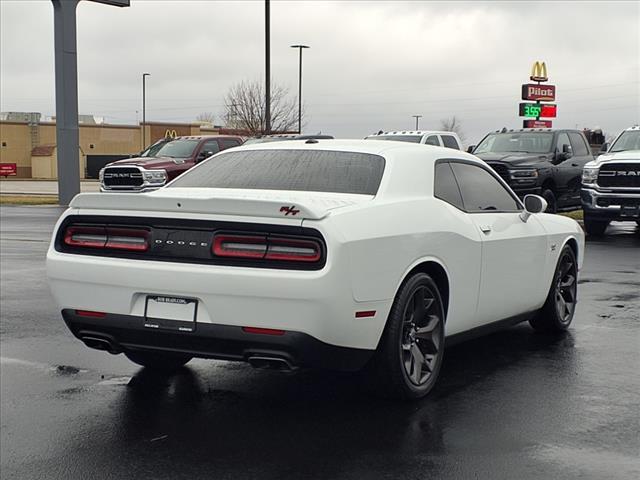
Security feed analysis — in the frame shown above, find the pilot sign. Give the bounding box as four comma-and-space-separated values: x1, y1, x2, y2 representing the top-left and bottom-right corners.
520, 61, 556, 127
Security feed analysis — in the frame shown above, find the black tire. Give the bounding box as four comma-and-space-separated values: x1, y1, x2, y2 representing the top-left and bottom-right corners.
366, 273, 445, 400
541, 188, 557, 213
125, 350, 192, 371
583, 215, 609, 236
530, 245, 578, 333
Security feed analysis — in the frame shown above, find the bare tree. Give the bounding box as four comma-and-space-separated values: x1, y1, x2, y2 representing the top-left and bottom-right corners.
196, 112, 215, 125
440, 116, 466, 142
224, 79, 299, 135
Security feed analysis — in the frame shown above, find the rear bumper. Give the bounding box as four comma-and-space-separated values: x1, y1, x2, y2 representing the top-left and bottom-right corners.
63, 309, 373, 371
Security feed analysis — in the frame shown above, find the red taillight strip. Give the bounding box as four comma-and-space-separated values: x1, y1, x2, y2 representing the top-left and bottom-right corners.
104, 228, 150, 252
242, 326, 286, 336
64, 225, 149, 252
212, 233, 321, 263
75, 310, 107, 318
213, 234, 267, 258
355, 310, 376, 318
264, 238, 321, 262
64, 226, 107, 248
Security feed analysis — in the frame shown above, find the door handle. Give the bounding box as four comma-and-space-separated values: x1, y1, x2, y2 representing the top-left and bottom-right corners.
479, 225, 492, 234
571, 163, 579, 167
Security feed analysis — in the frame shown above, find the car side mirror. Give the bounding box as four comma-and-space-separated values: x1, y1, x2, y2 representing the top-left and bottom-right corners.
520, 194, 548, 222
197, 151, 212, 162
466, 145, 475, 154
599, 142, 609, 153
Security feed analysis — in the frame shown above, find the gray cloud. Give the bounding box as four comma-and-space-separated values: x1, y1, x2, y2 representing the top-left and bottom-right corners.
1, 0, 638, 144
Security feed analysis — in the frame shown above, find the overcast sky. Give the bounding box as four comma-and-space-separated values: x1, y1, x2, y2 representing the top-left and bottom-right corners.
1, 0, 638, 144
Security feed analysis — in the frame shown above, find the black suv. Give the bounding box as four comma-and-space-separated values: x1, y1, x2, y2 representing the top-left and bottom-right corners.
471, 129, 594, 212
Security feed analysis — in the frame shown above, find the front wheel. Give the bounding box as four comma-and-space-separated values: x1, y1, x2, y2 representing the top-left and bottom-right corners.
542, 188, 557, 213
583, 215, 609, 236
366, 273, 445, 399
125, 350, 192, 371
530, 245, 578, 332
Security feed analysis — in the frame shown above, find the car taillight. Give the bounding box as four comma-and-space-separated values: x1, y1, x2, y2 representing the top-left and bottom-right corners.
212, 233, 321, 263
104, 228, 149, 251
212, 234, 267, 258
64, 225, 149, 252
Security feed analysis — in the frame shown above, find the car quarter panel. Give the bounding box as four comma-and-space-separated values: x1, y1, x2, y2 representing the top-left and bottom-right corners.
312, 197, 483, 337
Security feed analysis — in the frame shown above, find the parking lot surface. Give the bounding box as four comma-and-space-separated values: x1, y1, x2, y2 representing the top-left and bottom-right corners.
1, 206, 638, 479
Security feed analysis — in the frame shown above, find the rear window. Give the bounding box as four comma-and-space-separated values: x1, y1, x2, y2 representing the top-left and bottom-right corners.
168, 149, 385, 195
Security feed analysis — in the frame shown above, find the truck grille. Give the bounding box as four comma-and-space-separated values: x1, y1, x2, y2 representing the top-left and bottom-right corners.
102, 167, 143, 187
598, 163, 640, 188
486, 162, 510, 183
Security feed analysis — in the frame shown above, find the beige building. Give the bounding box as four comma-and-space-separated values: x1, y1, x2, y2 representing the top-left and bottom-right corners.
0, 119, 246, 179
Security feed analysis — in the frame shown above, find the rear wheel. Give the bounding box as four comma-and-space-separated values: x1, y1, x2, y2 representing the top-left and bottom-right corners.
367, 273, 445, 399
125, 350, 192, 371
530, 245, 577, 332
583, 215, 609, 236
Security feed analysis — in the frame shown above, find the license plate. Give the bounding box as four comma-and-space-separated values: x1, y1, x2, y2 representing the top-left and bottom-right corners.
144, 295, 198, 332
620, 205, 640, 218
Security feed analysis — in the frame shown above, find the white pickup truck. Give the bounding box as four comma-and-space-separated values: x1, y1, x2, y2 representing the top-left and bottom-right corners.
581, 125, 640, 235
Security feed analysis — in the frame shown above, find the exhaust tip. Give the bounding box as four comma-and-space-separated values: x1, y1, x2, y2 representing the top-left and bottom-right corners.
81, 336, 121, 354
248, 355, 296, 372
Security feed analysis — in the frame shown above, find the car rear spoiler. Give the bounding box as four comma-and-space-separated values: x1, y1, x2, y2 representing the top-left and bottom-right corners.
69, 192, 365, 221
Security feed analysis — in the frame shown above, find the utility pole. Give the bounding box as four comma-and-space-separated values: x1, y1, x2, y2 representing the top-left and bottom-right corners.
412, 115, 422, 130
142, 73, 150, 149
291, 45, 310, 134
51, 0, 130, 205
265, 0, 271, 134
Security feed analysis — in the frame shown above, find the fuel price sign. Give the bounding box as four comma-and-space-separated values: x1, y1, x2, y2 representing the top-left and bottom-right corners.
519, 103, 557, 118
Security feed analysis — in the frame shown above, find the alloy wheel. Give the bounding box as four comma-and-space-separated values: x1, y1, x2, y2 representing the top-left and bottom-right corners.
555, 253, 577, 324
400, 286, 443, 386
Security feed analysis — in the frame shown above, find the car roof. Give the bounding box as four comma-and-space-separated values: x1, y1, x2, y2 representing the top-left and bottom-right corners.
234, 138, 475, 159
622, 125, 640, 131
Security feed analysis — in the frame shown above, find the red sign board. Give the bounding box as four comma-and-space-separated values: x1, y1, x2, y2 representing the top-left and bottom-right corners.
523, 120, 553, 128
0, 163, 17, 176
540, 104, 557, 118
521, 84, 556, 101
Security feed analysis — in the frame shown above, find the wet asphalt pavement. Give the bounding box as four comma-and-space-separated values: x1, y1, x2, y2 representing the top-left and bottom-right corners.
1, 206, 639, 480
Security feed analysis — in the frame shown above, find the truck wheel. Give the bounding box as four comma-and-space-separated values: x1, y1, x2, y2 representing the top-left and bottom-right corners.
125, 350, 192, 371
583, 215, 609, 236
542, 188, 557, 213
530, 245, 577, 333
366, 273, 445, 400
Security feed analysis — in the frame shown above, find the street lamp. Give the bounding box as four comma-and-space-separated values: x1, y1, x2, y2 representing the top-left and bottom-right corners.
412, 115, 422, 130
290, 44, 310, 134
142, 72, 150, 149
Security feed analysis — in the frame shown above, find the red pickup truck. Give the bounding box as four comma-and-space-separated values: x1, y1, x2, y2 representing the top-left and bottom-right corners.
99, 135, 244, 192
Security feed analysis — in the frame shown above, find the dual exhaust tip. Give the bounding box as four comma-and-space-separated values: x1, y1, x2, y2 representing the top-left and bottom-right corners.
81, 335, 296, 372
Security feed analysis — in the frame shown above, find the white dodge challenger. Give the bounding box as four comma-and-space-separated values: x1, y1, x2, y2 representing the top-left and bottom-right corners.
47, 140, 584, 399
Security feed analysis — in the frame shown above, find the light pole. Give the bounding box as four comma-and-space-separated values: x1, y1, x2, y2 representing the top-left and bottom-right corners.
142, 72, 150, 149
290, 44, 310, 134
412, 114, 422, 130
265, 0, 271, 134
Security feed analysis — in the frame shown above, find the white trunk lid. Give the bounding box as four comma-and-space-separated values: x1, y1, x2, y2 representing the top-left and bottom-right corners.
70, 188, 372, 222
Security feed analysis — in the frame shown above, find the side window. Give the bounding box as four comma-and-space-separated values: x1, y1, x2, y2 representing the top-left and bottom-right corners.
425, 135, 440, 146
434, 162, 464, 210
201, 140, 220, 156
220, 139, 240, 150
556, 132, 572, 154
568, 132, 589, 156
441, 135, 460, 150
450, 162, 521, 212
